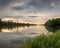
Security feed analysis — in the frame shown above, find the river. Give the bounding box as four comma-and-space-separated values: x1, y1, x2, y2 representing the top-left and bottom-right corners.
0, 25, 51, 48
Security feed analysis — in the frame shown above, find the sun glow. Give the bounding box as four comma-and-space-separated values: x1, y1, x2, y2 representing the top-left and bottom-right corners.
1, 26, 28, 33
2, 18, 16, 21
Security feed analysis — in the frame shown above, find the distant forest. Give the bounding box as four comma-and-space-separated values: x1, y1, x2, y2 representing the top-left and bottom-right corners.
0, 19, 36, 28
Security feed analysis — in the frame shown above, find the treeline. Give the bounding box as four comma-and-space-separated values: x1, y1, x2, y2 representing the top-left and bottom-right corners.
45, 18, 60, 32
0, 19, 36, 28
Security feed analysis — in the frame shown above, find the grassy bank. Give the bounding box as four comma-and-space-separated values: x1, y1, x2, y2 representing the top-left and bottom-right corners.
26, 30, 60, 48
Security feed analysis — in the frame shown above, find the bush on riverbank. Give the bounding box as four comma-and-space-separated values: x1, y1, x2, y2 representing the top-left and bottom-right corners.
45, 18, 60, 32
26, 30, 60, 48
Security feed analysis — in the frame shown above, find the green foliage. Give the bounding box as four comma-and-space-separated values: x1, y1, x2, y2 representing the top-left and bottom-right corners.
45, 18, 60, 32
26, 30, 60, 48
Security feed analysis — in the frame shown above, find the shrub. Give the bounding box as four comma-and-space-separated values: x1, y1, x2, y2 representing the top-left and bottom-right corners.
26, 30, 60, 48
45, 18, 60, 32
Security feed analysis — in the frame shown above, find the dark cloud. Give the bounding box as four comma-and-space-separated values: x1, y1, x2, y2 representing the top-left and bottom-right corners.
0, 0, 60, 17
27, 0, 60, 10
11, 0, 60, 12
28, 0, 41, 6
0, 0, 60, 10
14, 16, 38, 19
12, 6, 24, 10
0, 0, 14, 9
27, 0, 42, 10
28, 16, 38, 18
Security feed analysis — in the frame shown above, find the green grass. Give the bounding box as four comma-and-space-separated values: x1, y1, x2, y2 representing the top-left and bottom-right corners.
26, 30, 60, 48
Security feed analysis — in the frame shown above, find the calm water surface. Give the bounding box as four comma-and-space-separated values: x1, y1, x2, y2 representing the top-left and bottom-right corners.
0, 25, 50, 46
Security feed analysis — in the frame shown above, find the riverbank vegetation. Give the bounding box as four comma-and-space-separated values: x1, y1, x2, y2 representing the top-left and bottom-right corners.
45, 18, 60, 32
26, 18, 60, 48
26, 30, 60, 48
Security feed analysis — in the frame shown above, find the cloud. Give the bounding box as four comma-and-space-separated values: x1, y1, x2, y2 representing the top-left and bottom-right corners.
0, 0, 60, 22
28, 16, 38, 18
0, 0, 14, 9
27, 0, 50, 9
27, 0, 60, 10
4, 0, 60, 14
0, 0, 60, 10
12, 6, 24, 10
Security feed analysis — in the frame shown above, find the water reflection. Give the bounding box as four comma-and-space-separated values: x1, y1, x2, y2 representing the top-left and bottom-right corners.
0, 26, 49, 35
0, 25, 50, 47
45, 25, 60, 32
1, 26, 29, 33
0, 26, 50, 38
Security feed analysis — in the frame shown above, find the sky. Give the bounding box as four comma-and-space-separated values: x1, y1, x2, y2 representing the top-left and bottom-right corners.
0, 0, 60, 24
